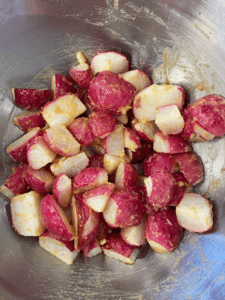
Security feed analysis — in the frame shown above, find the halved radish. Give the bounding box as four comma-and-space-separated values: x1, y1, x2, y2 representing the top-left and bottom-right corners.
12, 88, 53, 110
50, 152, 89, 178
40, 194, 74, 241
70, 63, 92, 89
7, 127, 43, 162
102, 233, 140, 265
13, 110, 46, 132
26, 165, 55, 194
11, 191, 45, 236
91, 51, 129, 76
43, 124, 80, 156
51, 74, 74, 99
115, 162, 138, 188
68, 117, 95, 146
176, 193, 213, 232
120, 70, 151, 93
27, 136, 57, 169
53, 174, 72, 208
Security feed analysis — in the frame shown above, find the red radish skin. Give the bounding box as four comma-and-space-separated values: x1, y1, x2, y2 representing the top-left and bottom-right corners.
0, 163, 29, 199
26, 165, 55, 194
153, 131, 192, 154
82, 239, 102, 257
13, 111, 46, 132
115, 162, 138, 189
137, 184, 157, 215
176, 193, 213, 232
190, 94, 225, 136
43, 125, 80, 156
103, 187, 145, 228
39, 230, 79, 265
133, 84, 185, 123
128, 143, 152, 163
132, 120, 156, 142
103, 124, 125, 157
53, 174, 72, 208
70, 63, 92, 90
102, 233, 140, 264
40, 194, 74, 241
169, 173, 191, 206
83, 182, 116, 212
71, 194, 100, 250
11, 191, 45, 236
121, 217, 147, 246
193, 122, 215, 141
175, 152, 204, 185
72, 167, 108, 193
181, 106, 204, 142
145, 207, 183, 253
144, 173, 175, 208
51, 74, 74, 99
97, 218, 112, 245
50, 152, 89, 178
142, 152, 177, 177
120, 70, 151, 93
68, 117, 95, 146
89, 111, 116, 138
7, 127, 43, 163
124, 127, 141, 152
91, 51, 129, 76
27, 136, 57, 169
88, 71, 135, 115
88, 154, 104, 168
42, 94, 86, 127
12, 88, 53, 110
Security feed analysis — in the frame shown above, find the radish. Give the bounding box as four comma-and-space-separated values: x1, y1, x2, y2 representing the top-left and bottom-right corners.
11, 191, 45, 236
88, 154, 104, 168
40, 194, 74, 241
176, 193, 213, 232
53, 174, 72, 208
89, 138, 105, 155
124, 127, 141, 152
70, 63, 92, 89
192, 122, 215, 141
43, 124, 80, 156
72, 167, 108, 193
155, 104, 184, 135
103, 187, 144, 228
115, 162, 138, 188
133, 84, 185, 122
83, 182, 116, 212
39, 230, 79, 265
26, 165, 55, 194
114, 113, 128, 125
68, 117, 95, 146
88, 71, 135, 115
91, 51, 129, 76
120, 69, 151, 93
27, 136, 57, 169
144, 172, 175, 208
121, 217, 147, 246
12, 88, 53, 110
169, 172, 191, 206
50, 152, 89, 178
102, 233, 140, 264
71, 194, 100, 250
137, 184, 157, 214
146, 207, 183, 253
127, 142, 152, 163
89, 111, 116, 138
82, 239, 102, 257
51, 74, 74, 99
142, 152, 177, 177
175, 152, 204, 185
7, 127, 43, 162
0, 163, 29, 199
132, 120, 156, 142
153, 131, 192, 154
103, 124, 125, 157
103, 153, 129, 175
42, 94, 86, 127
13, 110, 46, 132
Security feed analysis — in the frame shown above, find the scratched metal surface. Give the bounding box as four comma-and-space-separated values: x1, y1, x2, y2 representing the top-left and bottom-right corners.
0, 0, 225, 299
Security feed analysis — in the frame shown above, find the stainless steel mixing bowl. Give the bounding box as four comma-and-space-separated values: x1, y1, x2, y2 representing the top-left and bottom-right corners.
1, 1, 225, 299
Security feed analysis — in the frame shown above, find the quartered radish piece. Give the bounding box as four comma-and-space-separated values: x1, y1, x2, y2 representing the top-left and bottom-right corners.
68, 117, 95, 147
115, 162, 138, 188
13, 110, 46, 132
70, 63, 92, 90
120, 69, 151, 93
53, 174, 72, 208
89, 111, 116, 139
103, 124, 125, 157
51, 74, 74, 99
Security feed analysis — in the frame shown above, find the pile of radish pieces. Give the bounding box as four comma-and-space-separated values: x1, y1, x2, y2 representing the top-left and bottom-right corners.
2, 50, 223, 265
